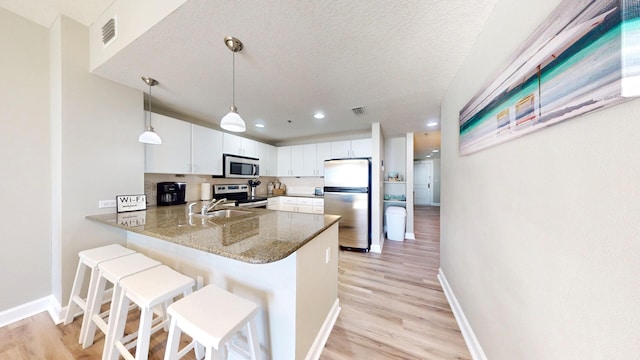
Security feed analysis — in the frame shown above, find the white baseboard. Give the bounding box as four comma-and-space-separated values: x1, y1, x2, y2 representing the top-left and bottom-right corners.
438, 269, 487, 360
305, 299, 341, 360
0, 295, 61, 328
370, 233, 385, 253
405, 232, 415, 240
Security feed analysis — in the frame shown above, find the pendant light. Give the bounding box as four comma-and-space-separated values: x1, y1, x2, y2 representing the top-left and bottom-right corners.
220, 36, 246, 132
138, 76, 162, 144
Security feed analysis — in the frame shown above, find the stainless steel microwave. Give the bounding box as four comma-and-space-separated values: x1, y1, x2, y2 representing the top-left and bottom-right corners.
223, 154, 259, 178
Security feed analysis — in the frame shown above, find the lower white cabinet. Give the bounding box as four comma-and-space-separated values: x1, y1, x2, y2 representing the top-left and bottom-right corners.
267, 196, 324, 214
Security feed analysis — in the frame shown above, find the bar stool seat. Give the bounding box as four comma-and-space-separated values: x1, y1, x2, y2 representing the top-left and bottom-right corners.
81, 252, 162, 348
106, 265, 195, 360
164, 284, 261, 360
64, 244, 136, 328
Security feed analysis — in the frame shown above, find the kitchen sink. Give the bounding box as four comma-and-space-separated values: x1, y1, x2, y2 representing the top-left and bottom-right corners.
197, 209, 252, 218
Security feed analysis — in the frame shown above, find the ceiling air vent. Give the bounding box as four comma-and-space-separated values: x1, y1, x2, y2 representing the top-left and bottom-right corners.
351, 106, 366, 116
101, 17, 116, 47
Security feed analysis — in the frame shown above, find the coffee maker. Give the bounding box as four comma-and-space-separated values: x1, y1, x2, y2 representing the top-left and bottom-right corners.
157, 182, 186, 206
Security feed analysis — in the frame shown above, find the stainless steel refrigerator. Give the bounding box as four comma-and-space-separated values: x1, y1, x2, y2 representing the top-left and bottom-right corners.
324, 158, 371, 251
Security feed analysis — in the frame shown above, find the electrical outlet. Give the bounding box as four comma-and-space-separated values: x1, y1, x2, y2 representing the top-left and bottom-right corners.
325, 247, 331, 264
98, 200, 116, 208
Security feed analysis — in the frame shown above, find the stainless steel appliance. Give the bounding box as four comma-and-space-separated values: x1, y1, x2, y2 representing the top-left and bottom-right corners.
213, 184, 267, 208
223, 154, 259, 178
323, 158, 371, 251
157, 182, 186, 206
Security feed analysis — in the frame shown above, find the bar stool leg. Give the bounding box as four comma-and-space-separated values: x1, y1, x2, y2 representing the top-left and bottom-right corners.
247, 318, 261, 360
105, 291, 130, 360
134, 306, 154, 359
81, 273, 108, 348
164, 317, 182, 360
64, 261, 86, 325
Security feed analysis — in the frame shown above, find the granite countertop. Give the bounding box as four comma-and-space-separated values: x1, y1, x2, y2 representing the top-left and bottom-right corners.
86, 204, 340, 265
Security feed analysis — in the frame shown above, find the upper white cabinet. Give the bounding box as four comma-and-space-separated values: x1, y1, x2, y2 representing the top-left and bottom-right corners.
144, 112, 224, 175
191, 124, 223, 175
315, 142, 331, 176
330, 138, 372, 159
302, 143, 330, 176
277, 146, 291, 176
145, 113, 192, 174
257, 142, 278, 176
278, 145, 305, 176
223, 133, 257, 158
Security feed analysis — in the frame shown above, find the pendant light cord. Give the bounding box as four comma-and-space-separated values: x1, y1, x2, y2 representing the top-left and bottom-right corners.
148, 82, 152, 126
232, 50, 236, 108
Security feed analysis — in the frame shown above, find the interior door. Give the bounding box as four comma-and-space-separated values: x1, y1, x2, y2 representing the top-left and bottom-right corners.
414, 162, 433, 205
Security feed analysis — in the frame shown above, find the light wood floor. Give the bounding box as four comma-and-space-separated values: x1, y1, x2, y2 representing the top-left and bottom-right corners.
321, 206, 470, 360
0, 206, 469, 359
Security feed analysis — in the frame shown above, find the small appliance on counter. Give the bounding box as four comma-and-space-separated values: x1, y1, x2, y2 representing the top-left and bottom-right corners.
157, 182, 186, 206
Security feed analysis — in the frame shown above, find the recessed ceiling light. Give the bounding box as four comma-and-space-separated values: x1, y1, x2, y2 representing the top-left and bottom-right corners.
427, 121, 438, 127
314, 113, 325, 119
426, 155, 432, 158
432, 149, 440, 153
255, 123, 265, 128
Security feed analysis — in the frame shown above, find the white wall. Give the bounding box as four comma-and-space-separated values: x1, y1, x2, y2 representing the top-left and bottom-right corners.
441, 0, 640, 358
384, 137, 406, 179
0, 8, 51, 311
51, 15, 145, 306
370, 123, 384, 252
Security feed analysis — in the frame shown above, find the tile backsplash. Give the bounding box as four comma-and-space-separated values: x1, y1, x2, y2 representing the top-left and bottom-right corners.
144, 174, 324, 205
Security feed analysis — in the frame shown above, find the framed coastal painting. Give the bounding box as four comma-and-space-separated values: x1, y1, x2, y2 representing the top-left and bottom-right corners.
459, 0, 640, 155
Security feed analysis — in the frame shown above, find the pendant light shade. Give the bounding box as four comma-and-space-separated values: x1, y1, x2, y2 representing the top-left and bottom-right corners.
139, 77, 162, 144
220, 36, 246, 133
220, 105, 246, 132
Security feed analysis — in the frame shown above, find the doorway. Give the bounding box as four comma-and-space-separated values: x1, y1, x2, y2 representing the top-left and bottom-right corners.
413, 161, 433, 205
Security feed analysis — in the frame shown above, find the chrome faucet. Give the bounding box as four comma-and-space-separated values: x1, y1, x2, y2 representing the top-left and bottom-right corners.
188, 202, 198, 216
201, 198, 227, 215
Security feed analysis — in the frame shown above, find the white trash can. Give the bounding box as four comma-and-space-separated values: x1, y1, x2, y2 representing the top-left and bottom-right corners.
386, 206, 406, 241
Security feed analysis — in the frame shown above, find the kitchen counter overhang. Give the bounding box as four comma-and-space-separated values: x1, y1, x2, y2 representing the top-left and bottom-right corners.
86, 205, 340, 264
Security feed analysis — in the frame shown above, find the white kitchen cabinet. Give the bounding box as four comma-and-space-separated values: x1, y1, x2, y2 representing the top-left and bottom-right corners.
291, 145, 304, 176
315, 142, 331, 176
330, 138, 372, 159
351, 138, 372, 157
277, 146, 291, 176
303, 143, 329, 177
267, 197, 280, 210
145, 112, 192, 174
145, 112, 225, 175
268, 144, 278, 176
312, 198, 324, 214
223, 133, 257, 158
256, 142, 278, 176
269, 196, 322, 214
191, 124, 223, 175
302, 144, 317, 176
278, 145, 304, 176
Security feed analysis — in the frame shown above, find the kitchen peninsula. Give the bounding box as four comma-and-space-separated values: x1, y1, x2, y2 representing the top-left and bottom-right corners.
86, 205, 341, 360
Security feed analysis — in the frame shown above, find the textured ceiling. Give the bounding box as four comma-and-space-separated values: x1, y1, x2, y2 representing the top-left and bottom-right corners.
3, 0, 499, 158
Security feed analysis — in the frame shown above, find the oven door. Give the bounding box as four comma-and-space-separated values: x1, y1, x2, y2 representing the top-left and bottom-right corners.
224, 154, 259, 178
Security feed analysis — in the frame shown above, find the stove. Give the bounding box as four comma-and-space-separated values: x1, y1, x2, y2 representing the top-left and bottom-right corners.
213, 184, 268, 208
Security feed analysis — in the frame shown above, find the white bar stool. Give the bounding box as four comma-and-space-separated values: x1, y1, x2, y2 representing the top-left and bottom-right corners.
164, 284, 261, 360
81, 252, 162, 348
106, 265, 195, 360
64, 244, 136, 329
